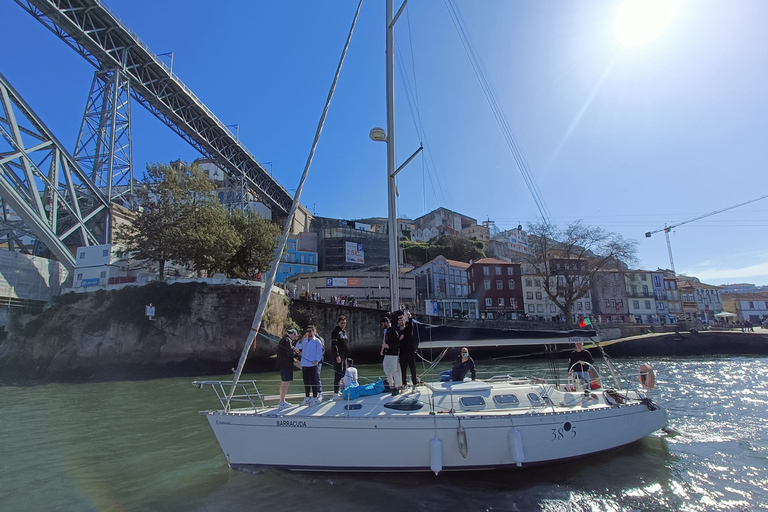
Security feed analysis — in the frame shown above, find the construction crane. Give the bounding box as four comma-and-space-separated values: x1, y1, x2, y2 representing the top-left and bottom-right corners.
645, 193, 768, 273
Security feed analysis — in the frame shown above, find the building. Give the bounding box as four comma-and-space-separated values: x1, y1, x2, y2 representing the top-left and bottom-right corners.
677, 276, 723, 321
662, 271, 682, 322
591, 270, 629, 323
310, 217, 392, 272
461, 223, 490, 244
625, 271, 657, 323
275, 237, 318, 283
285, 270, 415, 307
412, 255, 478, 318
467, 258, 523, 319
721, 292, 768, 323
491, 224, 532, 256
412, 208, 477, 242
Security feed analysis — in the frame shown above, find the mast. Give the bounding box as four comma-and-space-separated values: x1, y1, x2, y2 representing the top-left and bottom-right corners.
386, 0, 399, 311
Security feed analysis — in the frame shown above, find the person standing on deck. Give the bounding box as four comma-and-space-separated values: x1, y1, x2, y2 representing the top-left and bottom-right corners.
331, 315, 349, 397
397, 309, 418, 390
295, 325, 323, 405
568, 342, 594, 386
380, 315, 402, 395
276, 328, 298, 407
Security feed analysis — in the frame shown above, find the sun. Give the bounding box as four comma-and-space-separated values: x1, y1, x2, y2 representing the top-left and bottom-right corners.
615, 0, 680, 46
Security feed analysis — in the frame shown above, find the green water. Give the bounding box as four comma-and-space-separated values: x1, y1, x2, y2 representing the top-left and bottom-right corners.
2, 357, 767, 511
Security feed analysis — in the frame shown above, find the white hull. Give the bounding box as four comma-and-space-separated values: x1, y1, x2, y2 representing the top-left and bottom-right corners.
202, 380, 667, 472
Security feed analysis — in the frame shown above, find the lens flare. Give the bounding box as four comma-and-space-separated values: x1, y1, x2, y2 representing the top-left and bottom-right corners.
615, 0, 680, 46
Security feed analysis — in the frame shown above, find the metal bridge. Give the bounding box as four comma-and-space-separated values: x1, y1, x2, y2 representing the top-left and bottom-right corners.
2, 0, 295, 269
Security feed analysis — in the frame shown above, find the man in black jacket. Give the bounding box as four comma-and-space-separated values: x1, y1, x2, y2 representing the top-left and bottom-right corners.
276, 328, 298, 407
396, 310, 419, 390
331, 315, 349, 396
451, 347, 476, 381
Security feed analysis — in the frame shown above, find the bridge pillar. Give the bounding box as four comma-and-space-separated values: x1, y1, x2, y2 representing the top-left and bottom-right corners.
73, 68, 135, 242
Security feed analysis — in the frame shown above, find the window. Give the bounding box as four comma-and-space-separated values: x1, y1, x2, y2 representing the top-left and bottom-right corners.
605, 299, 611, 308
484, 280, 491, 290
507, 267, 514, 275
642, 285, 649, 295
526, 292, 533, 299
576, 302, 582, 311
617, 300, 624, 308
485, 298, 492, 307
495, 266, 502, 275
527, 393, 542, 405
658, 302, 665, 311
102, 249, 109, 257
100, 271, 106, 279
534, 279, 541, 287
508, 280, 515, 290
641, 274, 647, 281
550, 305, 556, 313
459, 396, 486, 408
493, 394, 520, 405
79, 252, 85, 259
653, 276, 662, 287
528, 305, 535, 313
537, 304, 544, 313
585, 302, 591, 309
535, 292, 542, 300
496, 280, 503, 290
748, 301, 755, 309
525, 279, 532, 287
644, 300, 651, 309
76, 273, 83, 281
498, 298, 504, 306
483, 266, 489, 275
633, 300, 640, 309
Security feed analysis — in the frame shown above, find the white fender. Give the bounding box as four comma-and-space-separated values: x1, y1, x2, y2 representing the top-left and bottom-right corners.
430, 437, 443, 475
509, 428, 525, 467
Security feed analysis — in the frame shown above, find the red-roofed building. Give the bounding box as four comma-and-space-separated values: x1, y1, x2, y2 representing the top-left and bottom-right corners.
467, 258, 524, 319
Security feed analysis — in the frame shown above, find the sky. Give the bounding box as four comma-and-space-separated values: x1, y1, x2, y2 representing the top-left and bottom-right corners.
1, 0, 767, 285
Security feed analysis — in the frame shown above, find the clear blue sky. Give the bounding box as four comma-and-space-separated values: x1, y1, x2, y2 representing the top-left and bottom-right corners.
2, 1, 767, 285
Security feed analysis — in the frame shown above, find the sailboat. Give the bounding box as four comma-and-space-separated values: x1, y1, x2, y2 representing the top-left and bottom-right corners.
195, 0, 668, 474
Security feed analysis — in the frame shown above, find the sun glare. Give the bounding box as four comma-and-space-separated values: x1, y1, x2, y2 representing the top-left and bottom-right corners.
615, 0, 680, 46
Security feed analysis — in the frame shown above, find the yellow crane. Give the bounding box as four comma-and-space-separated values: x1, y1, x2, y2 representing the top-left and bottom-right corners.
645, 193, 768, 273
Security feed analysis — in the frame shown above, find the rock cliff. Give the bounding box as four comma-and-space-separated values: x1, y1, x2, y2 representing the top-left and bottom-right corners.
0, 282, 290, 381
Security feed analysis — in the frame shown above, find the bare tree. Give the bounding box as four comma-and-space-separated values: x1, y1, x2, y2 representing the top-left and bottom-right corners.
524, 221, 637, 324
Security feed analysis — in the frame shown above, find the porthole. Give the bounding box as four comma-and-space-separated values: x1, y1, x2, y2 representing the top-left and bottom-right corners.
493, 394, 520, 405
459, 396, 486, 407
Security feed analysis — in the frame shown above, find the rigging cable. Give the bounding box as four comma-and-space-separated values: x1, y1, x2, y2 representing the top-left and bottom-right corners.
225, 0, 365, 410
443, 0, 552, 225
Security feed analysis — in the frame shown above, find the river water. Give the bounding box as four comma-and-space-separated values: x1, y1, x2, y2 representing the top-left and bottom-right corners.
1, 356, 766, 512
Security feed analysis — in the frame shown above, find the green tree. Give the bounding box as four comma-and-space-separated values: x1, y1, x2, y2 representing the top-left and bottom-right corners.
115, 163, 185, 280
524, 221, 637, 324
175, 164, 241, 276
226, 210, 280, 278
401, 235, 485, 267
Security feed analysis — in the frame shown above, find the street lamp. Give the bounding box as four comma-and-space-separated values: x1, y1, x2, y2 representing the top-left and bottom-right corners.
369, 127, 387, 142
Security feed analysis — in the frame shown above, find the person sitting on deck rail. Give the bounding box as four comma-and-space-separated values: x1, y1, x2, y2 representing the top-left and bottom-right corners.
450, 347, 476, 381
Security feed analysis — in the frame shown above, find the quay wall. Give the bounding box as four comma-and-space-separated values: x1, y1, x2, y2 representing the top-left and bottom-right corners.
1, 285, 766, 382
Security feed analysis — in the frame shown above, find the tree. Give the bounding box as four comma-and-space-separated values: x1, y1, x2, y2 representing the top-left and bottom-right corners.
524, 221, 637, 325
174, 164, 241, 276
401, 234, 485, 267
226, 210, 280, 278
115, 163, 185, 280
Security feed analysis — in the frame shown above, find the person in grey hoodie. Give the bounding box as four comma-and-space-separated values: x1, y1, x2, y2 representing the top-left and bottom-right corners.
295, 325, 324, 405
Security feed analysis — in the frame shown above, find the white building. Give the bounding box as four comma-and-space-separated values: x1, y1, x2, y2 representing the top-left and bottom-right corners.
625, 271, 658, 323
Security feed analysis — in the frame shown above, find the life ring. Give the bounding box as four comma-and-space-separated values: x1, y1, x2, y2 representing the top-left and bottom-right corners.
638, 364, 655, 390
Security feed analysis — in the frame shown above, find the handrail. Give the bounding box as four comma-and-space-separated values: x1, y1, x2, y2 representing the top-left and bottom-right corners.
193, 380, 264, 410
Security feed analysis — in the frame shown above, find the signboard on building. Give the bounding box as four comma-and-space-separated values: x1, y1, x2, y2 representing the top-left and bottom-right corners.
326, 278, 347, 287
354, 222, 371, 232
347, 278, 361, 287
345, 242, 365, 264
81, 278, 100, 287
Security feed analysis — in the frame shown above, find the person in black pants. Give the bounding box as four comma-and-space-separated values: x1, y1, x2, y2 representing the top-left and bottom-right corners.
331, 315, 349, 396
396, 310, 418, 390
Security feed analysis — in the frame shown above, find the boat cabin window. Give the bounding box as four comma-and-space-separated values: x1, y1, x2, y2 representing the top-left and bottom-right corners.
344, 404, 363, 410
527, 393, 542, 405
459, 396, 486, 408
384, 399, 424, 411
493, 394, 520, 406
